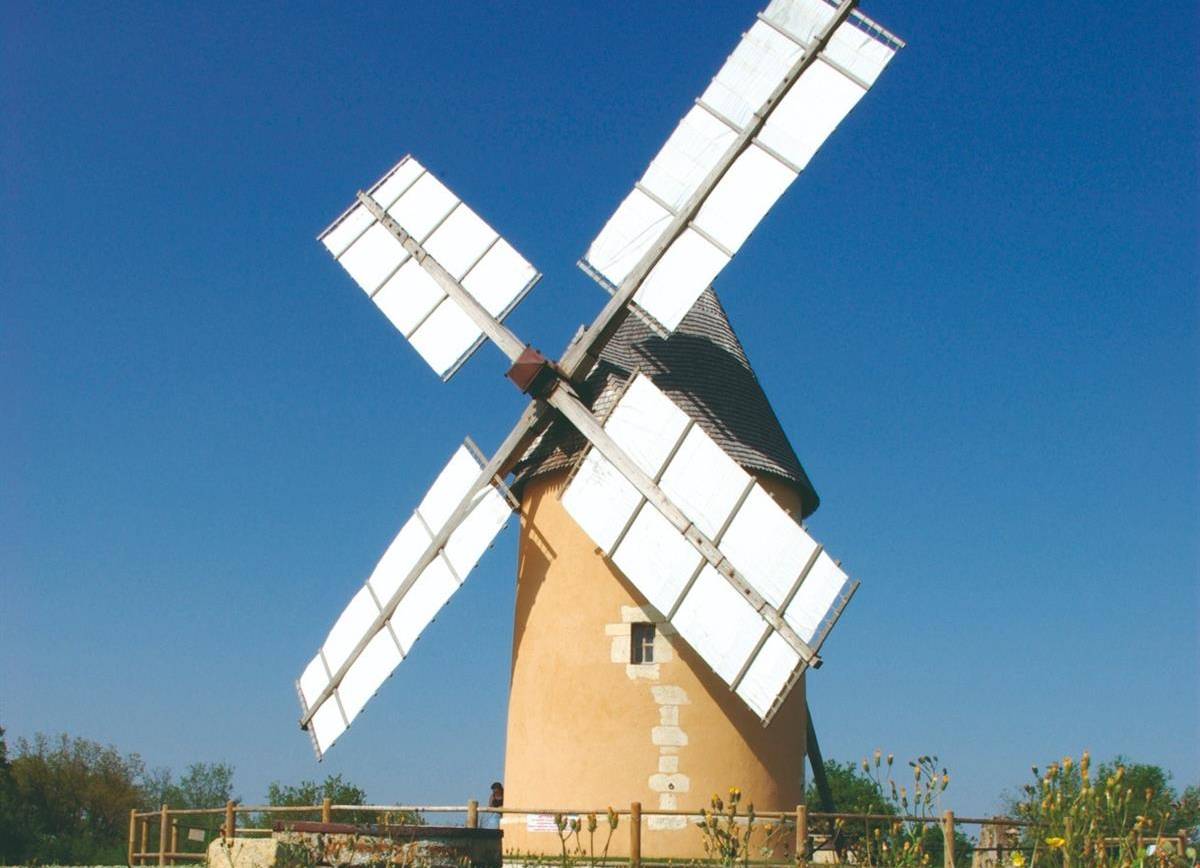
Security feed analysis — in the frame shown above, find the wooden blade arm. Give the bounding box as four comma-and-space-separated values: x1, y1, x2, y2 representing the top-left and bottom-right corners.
299, 400, 550, 730
558, 0, 858, 382
544, 381, 821, 666
356, 191, 528, 364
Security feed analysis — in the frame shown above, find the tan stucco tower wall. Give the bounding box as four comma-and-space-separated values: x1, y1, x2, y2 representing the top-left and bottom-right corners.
501, 470, 808, 860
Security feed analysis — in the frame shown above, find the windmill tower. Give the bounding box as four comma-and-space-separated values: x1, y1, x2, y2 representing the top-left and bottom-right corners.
502, 291, 823, 857
293, 0, 903, 857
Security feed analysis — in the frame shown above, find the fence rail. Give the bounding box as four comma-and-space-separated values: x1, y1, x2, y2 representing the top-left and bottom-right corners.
127, 800, 1189, 868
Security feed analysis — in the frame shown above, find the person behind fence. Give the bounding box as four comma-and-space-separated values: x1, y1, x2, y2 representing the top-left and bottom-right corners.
483, 781, 503, 829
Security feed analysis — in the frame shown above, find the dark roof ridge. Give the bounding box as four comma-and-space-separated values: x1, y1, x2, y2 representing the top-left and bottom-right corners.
513, 288, 820, 518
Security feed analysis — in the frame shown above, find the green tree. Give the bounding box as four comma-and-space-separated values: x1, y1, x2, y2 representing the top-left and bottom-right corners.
806, 759, 896, 815
0, 724, 32, 863
8, 732, 146, 864
1178, 785, 1200, 844
140, 765, 174, 809
806, 753, 972, 866
1006, 754, 1198, 839
142, 761, 236, 808
176, 762, 235, 808
804, 758, 894, 854
143, 762, 237, 843
267, 772, 367, 809
1005, 752, 1198, 865
262, 773, 418, 827
1093, 756, 1198, 838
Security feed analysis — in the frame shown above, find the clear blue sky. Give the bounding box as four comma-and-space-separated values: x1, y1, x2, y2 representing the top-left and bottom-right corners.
2, 1, 1196, 818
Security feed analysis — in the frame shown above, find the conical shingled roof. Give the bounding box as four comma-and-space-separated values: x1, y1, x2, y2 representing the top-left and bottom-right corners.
513, 288, 821, 518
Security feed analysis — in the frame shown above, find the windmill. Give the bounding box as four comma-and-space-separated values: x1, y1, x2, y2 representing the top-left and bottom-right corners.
295, 0, 902, 854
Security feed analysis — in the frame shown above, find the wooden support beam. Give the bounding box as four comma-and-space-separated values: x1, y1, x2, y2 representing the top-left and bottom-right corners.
224, 801, 235, 841
806, 703, 835, 812
170, 821, 178, 864
139, 855, 208, 862
139, 817, 149, 864
322, 797, 332, 824
629, 802, 642, 868
158, 805, 169, 867
128, 808, 137, 867
942, 810, 955, 868
466, 799, 479, 829
796, 804, 808, 867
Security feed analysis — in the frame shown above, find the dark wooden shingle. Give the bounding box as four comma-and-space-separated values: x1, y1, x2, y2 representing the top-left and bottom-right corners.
514, 288, 820, 518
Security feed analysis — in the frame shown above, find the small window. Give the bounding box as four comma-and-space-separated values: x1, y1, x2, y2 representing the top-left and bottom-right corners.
631, 622, 656, 664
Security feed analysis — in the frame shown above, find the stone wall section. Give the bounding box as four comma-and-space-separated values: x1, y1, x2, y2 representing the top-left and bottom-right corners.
606, 605, 690, 832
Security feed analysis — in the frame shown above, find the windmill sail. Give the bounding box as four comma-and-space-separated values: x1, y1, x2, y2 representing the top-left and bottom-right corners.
578, 0, 902, 332
297, 443, 514, 758
319, 157, 540, 380
560, 374, 856, 724
295, 0, 903, 759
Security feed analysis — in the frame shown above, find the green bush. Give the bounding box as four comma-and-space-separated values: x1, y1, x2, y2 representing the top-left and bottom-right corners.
1010, 752, 1196, 867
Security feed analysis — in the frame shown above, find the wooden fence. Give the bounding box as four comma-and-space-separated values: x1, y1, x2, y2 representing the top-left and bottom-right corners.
126, 801, 1190, 868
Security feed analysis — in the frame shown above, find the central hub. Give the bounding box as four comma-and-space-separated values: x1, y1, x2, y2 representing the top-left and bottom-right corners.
506, 345, 560, 398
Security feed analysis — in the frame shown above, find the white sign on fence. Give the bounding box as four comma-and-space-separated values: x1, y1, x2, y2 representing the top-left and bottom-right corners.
526, 813, 577, 832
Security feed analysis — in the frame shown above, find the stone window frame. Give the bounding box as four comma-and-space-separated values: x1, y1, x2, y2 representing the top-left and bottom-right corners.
631, 622, 656, 665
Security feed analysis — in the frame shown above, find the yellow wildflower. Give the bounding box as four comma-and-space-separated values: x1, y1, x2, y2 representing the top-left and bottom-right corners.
1045, 837, 1066, 849
1011, 852, 1026, 867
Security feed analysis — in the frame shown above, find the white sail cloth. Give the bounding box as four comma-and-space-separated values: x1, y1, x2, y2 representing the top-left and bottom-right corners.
319, 157, 539, 379
297, 445, 512, 757
580, 0, 902, 331
562, 374, 855, 723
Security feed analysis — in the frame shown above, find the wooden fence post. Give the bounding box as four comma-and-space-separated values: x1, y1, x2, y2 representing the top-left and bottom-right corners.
224, 800, 236, 840
630, 802, 642, 868
466, 799, 479, 829
941, 810, 955, 868
322, 797, 332, 824
795, 805, 808, 867
158, 805, 169, 867
171, 820, 178, 863
139, 816, 149, 863
128, 809, 138, 866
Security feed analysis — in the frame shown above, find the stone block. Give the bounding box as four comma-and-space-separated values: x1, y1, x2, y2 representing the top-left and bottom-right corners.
651, 726, 688, 747
651, 685, 689, 706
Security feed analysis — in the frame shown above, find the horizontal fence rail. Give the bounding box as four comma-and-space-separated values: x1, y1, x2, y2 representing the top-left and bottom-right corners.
127, 799, 1188, 868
